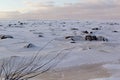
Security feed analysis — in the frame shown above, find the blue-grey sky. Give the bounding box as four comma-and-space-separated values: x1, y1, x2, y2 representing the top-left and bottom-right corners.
0, 0, 120, 19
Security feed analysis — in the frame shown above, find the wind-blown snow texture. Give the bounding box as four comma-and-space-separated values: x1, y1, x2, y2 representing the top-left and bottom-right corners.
0, 20, 120, 80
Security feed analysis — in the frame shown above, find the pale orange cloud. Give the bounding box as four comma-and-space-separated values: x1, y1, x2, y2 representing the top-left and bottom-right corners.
1, 0, 120, 20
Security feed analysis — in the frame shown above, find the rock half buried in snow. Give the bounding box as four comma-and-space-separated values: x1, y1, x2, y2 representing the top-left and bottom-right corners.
0, 35, 13, 39
97, 36, 108, 41
24, 43, 36, 48
65, 36, 84, 41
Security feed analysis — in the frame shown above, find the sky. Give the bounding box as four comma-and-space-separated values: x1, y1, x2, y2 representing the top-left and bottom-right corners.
0, 0, 120, 20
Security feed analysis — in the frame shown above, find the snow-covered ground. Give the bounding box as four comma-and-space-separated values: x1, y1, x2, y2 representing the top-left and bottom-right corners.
0, 20, 120, 80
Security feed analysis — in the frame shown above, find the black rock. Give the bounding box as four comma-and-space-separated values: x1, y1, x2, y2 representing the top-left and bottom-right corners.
82, 31, 89, 34
113, 31, 118, 33
0, 35, 13, 39
24, 43, 35, 48
38, 35, 44, 37
92, 28, 100, 30
85, 35, 97, 41
71, 28, 79, 30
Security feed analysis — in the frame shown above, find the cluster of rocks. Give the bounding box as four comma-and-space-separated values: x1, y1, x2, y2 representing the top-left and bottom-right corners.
82, 31, 93, 34
65, 25, 109, 43
8, 21, 27, 28
85, 35, 108, 41
92, 27, 101, 30
65, 35, 108, 42
81, 27, 108, 41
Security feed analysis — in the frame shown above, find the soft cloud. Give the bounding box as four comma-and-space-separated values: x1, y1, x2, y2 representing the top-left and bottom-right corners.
1, 0, 120, 20
0, 11, 21, 19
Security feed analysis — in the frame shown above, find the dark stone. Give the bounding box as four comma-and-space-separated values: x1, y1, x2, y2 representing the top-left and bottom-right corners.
20, 23, 23, 25
65, 36, 73, 39
70, 41, 76, 43
71, 28, 79, 30
38, 35, 43, 37
92, 28, 100, 30
90, 32, 93, 34
0, 35, 13, 39
92, 36, 97, 40
85, 35, 97, 41
85, 35, 93, 41
65, 36, 83, 41
24, 43, 35, 48
113, 31, 118, 33
96, 36, 108, 42
8, 24, 12, 27
82, 31, 89, 34
65, 36, 75, 41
